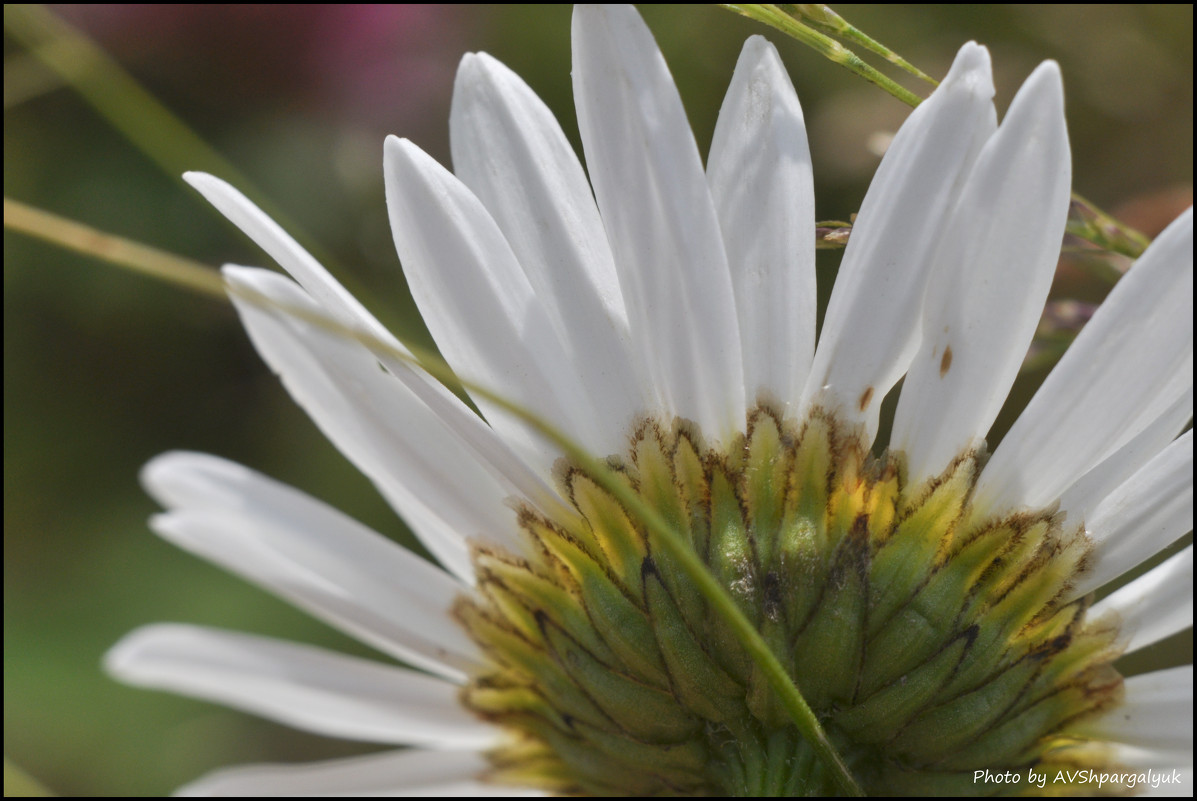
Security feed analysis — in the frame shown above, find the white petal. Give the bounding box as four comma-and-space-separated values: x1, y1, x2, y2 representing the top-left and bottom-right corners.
185, 171, 562, 516
1073, 665, 1193, 754
450, 52, 645, 456
184, 172, 400, 356
572, 3, 745, 442
1070, 431, 1193, 598
893, 62, 1071, 485
106, 625, 497, 748
226, 267, 526, 580
1089, 546, 1193, 655
801, 43, 997, 441
384, 136, 611, 474
177, 749, 542, 797
1057, 386, 1193, 527
142, 452, 483, 682
707, 36, 816, 410
975, 207, 1193, 512
1103, 743, 1189, 769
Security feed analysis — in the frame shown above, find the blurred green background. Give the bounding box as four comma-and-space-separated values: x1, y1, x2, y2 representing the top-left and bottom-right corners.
4, 4, 1192, 796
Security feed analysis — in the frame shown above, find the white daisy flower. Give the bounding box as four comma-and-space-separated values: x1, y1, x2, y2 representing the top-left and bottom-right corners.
107, 4, 1193, 796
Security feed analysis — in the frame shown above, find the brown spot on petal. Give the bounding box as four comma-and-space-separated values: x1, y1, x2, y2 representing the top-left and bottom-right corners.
858, 386, 874, 411
940, 345, 953, 378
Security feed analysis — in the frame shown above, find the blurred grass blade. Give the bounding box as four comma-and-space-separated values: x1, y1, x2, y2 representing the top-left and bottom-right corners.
780, 4, 937, 85
3, 50, 66, 109
3, 758, 54, 797
721, 4, 924, 107
2, 4, 332, 268
3, 5, 248, 197
5, 197, 225, 299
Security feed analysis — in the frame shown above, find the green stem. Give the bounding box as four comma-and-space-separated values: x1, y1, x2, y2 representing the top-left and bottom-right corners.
779, 4, 937, 85
1066, 193, 1151, 260
4, 198, 225, 297
721, 3, 924, 107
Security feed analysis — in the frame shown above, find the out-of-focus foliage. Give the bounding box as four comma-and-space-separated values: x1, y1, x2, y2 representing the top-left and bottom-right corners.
4, 5, 1191, 796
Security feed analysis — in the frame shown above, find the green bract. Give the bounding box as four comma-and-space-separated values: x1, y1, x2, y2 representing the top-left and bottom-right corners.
460, 408, 1126, 796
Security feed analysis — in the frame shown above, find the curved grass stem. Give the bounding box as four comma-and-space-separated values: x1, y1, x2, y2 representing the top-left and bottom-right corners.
721, 3, 924, 107
777, 4, 937, 85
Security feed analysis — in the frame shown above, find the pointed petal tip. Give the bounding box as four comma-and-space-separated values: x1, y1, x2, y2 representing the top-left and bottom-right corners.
1019, 60, 1065, 108
953, 40, 989, 68
451, 52, 514, 128
740, 33, 774, 58
383, 136, 420, 185
944, 41, 994, 98
383, 135, 426, 172
384, 138, 457, 211
1000, 58, 1068, 152
1029, 59, 1063, 83
453, 51, 486, 92
455, 50, 500, 79
735, 34, 788, 82
382, 132, 404, 155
